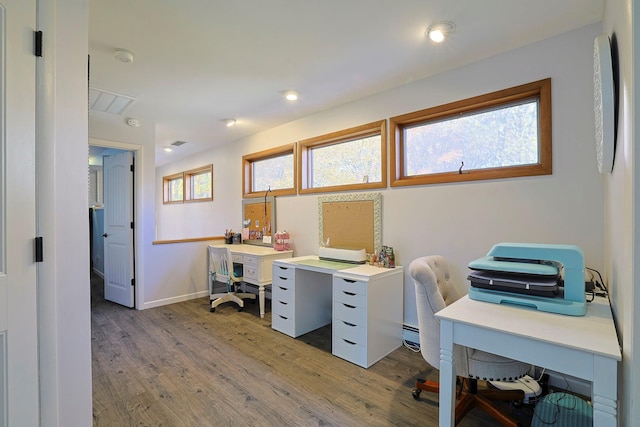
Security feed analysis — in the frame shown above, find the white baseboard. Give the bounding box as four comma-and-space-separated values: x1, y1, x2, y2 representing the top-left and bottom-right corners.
141, 290, 209, 310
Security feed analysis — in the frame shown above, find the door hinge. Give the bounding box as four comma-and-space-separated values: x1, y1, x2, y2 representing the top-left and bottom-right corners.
35, 237, 43, 262
130, 164, 134, 172
34, 31, 43, 57
131, 278, 135, 287
130, 221, 134, 229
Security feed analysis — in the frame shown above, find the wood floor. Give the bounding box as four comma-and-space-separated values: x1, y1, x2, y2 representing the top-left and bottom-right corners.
91, 276, 533, 426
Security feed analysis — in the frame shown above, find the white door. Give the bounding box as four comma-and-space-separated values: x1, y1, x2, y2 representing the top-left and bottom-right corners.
103, 151, 135, 307
0, 0, 40, 425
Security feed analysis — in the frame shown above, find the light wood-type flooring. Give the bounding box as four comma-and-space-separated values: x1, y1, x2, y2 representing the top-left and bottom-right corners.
91, 275, 533, 426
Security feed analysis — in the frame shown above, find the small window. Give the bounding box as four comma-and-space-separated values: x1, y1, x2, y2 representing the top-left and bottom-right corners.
243, 144, 296, 198
390, 79, 551, 186
185, 165, 213, 202
163, 172, 184, 204
298, 120, 386, 194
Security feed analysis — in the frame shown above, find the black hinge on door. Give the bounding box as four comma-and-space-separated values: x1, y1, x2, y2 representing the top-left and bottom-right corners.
130, 221, 134, 229
131, 278, 135, 287
130, 164, 134, 172
35, 237, 44, 262
34, 31, 43, 57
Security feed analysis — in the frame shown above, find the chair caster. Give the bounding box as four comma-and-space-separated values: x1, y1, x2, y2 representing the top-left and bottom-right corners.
412, 388, 421, 400
210, 307, 215, 313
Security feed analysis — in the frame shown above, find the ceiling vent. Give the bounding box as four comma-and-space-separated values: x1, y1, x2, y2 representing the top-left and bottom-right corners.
170, 140, 188, 147
89, 87, 135, 114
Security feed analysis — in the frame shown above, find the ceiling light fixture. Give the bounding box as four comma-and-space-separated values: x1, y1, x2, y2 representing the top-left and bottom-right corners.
426, 21, 455, 43
114, 48, 134, 63
164, 147, 173, 152
126, 118, 140, 127
223, 118, 236, 127
284, 90, 299, 101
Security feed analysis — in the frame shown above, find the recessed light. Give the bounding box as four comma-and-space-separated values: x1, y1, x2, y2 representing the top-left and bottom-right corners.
222, 118, 236, 127
164, 147, 173, 152
284, 90, 299, 101
426, 21, 455, 43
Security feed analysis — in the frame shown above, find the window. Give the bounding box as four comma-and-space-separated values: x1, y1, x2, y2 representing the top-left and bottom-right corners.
185, 165, 213, 202
163, 172, 184, 204
298, 120, 386, 194
243, 144, 296, 198
390, 79, 551, 186
163, 164, 212, 204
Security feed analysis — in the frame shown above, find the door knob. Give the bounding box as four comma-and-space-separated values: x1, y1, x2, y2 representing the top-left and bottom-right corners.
102, 233, 108, 238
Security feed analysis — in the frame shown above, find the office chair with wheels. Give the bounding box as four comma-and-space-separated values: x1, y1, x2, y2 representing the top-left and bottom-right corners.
208, 245, 256, 312
410, 255, 529, 427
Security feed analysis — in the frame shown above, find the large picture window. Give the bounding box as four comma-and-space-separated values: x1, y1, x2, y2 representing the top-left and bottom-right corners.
390, 79, 551, 186
298, 120, 386, 194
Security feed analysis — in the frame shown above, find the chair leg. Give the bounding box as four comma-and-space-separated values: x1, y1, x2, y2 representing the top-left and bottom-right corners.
474, 395, 520, 427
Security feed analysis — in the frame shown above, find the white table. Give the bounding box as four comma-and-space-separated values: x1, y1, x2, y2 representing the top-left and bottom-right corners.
435, 295, 621, 427
211, 244, 292, 318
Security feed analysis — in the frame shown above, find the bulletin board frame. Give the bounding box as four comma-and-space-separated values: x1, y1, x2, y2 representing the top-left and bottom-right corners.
318, 192, 381, 254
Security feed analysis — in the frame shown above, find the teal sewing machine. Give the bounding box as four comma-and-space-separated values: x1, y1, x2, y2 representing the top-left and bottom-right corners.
468, 243, 587, 316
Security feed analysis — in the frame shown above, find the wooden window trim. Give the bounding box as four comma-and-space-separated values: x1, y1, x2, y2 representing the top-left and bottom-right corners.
242, 143, 297, 198
184, 164, 213, 203
389, 78, 552, 187
297, 120, 387, 194
162, 172, 184, 204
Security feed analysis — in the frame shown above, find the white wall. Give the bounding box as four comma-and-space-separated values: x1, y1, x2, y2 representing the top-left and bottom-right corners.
155, 24, 605, 330
603, 0, 637, 425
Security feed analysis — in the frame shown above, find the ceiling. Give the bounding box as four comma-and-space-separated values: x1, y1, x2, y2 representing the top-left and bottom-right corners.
88, 0, 604, 167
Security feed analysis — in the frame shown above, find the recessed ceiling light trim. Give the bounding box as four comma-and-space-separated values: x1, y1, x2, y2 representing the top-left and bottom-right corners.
284, 90, 299, 101
222, 118, 236, 127
426, 21, 456, 43
114, 48, 134, 63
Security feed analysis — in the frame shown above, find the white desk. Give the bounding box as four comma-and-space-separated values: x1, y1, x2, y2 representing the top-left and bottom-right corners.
210, 244, 292, 318
435, 295, 621, 427
271, 256, 403, 368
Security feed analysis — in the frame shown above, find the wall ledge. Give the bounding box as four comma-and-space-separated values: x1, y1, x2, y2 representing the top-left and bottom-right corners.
152, 236, 225, 245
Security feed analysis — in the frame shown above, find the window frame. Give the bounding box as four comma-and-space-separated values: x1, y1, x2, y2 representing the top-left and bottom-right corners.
162, 172, 184, 204
184, 164, 213, 203
242, 143, 297, 198
389, 78, 551, 187
297, 120, 387, 194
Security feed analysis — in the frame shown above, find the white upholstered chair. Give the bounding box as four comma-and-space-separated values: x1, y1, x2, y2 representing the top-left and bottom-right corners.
410, 255, 530, 427
208, 245, 256, 312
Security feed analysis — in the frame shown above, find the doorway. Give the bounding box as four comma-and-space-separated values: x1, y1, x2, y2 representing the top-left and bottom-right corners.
88, 145, 136, 307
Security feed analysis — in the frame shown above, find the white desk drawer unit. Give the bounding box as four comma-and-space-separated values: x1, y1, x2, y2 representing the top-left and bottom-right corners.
272, 257, 403, 369
272, 263, 333, 338
332, 270, 403, 368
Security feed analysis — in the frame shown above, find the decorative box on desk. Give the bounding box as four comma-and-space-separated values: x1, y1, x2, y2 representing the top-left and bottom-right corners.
271, 256, 404, 368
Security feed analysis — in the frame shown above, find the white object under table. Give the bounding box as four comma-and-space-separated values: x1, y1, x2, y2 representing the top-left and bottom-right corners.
435, 295, 621, 427
211, 244, 292, 318
271, 255, 403, 368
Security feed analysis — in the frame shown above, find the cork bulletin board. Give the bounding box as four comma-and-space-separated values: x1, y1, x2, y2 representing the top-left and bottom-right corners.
242, 196, 275, 246
318, 193, 381, 254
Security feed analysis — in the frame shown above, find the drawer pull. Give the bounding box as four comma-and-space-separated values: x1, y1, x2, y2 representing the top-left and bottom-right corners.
342, 321, 356, 327
278, 266, 288, 270
278, 300, 288, 305
278, 276, 289, 281
343, 291, 356, 296
343, 279, 357, 283
278, 286, 289, 291
343, 303, 356, 309
342, 339, 356, 345
278, 315, 289, 320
